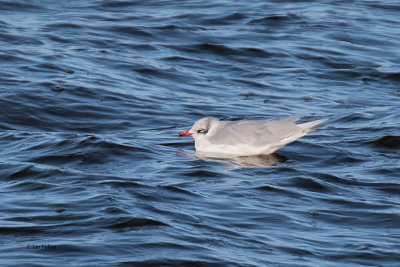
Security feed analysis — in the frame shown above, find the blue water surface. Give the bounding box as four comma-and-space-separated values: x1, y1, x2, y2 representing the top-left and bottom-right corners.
1, 0, 400, 266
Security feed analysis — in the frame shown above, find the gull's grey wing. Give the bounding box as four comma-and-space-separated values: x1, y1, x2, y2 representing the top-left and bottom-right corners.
208, 117, 302, 146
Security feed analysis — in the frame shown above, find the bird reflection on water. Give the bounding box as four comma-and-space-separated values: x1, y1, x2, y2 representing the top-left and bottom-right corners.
193, 151, 287, 169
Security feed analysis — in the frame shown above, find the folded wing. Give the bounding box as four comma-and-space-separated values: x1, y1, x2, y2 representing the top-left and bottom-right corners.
208, 117, 303, 146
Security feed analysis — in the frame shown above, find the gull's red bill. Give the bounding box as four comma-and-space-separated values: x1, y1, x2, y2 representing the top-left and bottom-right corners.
178, 131, 192, 137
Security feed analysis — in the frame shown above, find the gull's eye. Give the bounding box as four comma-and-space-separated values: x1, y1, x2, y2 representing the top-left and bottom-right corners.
197, 128, 208, 134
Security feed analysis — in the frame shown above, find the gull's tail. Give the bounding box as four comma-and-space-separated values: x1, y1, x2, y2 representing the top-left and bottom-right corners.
298, 119, 328, 133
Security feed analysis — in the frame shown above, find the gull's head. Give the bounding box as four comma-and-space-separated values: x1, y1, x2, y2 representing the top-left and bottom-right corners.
178, 117, 217, 138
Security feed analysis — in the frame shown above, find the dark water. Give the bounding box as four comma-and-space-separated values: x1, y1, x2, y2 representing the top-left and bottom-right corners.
1, 0, 400, 266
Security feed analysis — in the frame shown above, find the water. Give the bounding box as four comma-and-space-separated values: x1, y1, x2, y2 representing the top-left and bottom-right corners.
1, 0, 400, 266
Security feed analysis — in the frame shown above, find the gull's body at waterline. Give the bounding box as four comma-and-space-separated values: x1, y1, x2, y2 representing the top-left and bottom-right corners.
178, 117, 327, 156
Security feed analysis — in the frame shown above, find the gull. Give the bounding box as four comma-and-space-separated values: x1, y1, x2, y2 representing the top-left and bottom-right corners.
178, 116, 327, 156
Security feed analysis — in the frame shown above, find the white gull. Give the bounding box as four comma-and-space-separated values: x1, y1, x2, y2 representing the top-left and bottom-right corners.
178, 116, 327, 156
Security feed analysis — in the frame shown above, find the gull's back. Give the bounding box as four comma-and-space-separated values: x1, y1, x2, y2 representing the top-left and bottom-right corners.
207, 117, 302, 147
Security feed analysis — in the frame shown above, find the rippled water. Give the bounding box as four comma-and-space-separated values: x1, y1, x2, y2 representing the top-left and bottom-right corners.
1, 0, 400, 266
